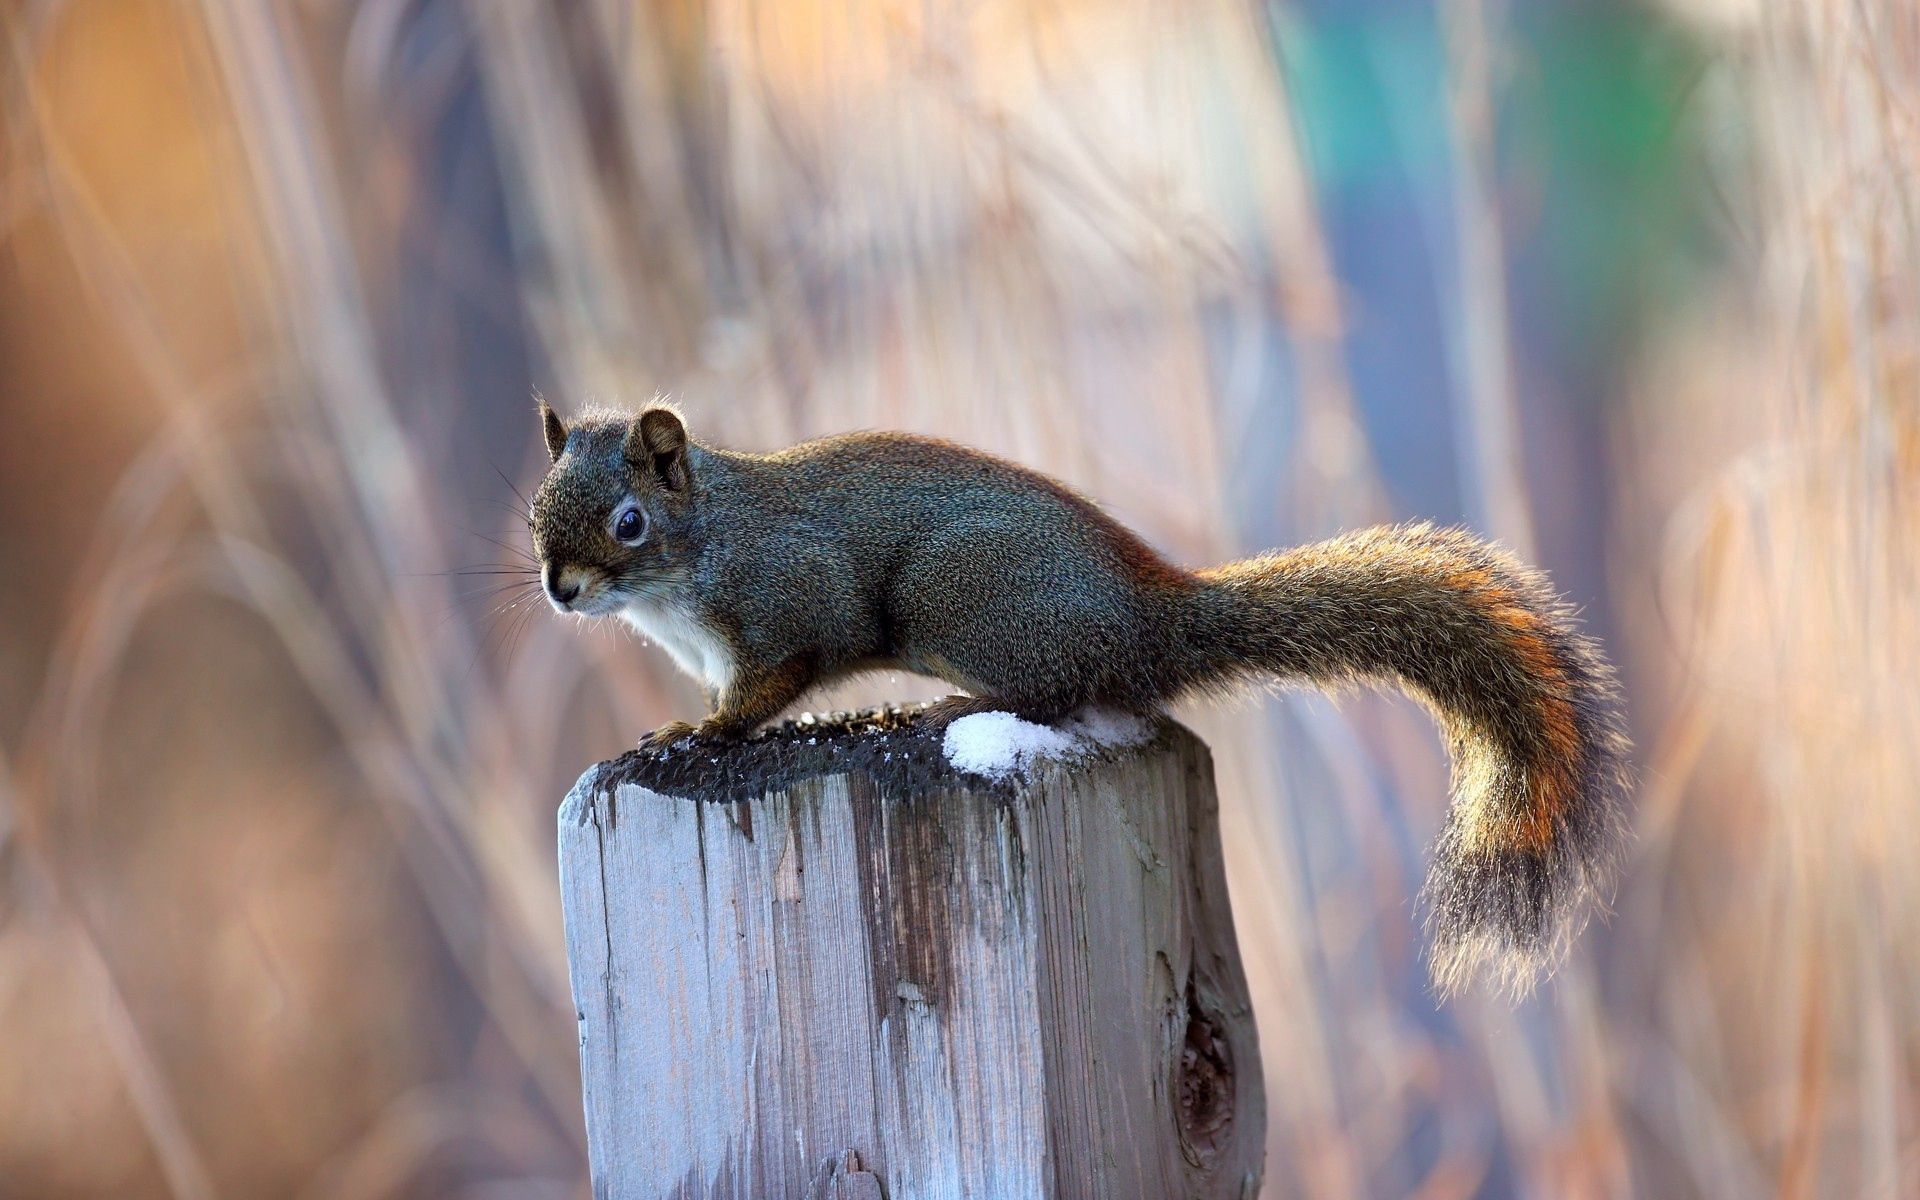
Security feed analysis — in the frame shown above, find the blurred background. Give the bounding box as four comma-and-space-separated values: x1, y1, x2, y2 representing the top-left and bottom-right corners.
1, 0, 1915, 1196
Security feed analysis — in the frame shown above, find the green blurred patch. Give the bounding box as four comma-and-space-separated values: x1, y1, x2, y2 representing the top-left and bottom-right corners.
1511, 6, 1717, 348
1272, 3, 1719, 356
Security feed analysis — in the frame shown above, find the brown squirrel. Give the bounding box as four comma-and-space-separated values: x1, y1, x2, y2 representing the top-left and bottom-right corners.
530, 402, 1630, 995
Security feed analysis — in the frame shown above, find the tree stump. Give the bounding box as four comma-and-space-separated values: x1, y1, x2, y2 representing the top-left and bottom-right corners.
556, 707, 1265, 1200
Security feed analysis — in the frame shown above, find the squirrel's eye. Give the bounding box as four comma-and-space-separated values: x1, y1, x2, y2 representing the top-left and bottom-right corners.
614, 508, 645, 543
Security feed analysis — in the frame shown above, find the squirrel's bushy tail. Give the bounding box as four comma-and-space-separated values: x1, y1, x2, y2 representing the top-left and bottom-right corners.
1186, 523, 1630, 996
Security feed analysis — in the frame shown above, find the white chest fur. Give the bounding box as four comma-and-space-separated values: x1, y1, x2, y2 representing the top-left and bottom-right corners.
619, 595, 736, 693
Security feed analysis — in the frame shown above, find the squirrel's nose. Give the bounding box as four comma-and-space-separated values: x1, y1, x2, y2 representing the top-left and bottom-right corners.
543, 565, 581, 607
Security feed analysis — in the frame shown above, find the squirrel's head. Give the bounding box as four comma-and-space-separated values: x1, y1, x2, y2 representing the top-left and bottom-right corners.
529, 401, 694, 616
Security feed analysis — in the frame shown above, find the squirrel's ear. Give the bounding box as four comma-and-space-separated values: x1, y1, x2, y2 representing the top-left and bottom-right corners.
628, 407, 689, 492
538, 399, 568, 464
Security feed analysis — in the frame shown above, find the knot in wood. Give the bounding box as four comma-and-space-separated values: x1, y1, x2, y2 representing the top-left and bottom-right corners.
1176, 983, 1236, 1167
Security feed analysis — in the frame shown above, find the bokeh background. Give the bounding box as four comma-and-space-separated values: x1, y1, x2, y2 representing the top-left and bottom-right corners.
2, 0, 1916, 1196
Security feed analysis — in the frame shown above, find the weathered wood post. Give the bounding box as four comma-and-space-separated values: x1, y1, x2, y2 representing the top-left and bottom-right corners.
557, 707, 1265, 1199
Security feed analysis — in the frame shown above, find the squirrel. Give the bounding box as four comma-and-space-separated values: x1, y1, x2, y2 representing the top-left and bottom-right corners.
529, 401, 1630, 995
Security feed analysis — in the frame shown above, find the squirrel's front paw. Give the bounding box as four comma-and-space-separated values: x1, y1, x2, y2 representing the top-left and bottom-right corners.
638, 720, 701, 754
639, 717, 751, 755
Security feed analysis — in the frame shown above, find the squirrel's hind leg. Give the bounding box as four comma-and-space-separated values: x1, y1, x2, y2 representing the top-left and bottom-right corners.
916, 693, 1077, 732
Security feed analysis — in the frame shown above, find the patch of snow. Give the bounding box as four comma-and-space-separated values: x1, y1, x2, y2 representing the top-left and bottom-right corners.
941, 707, 1155, 781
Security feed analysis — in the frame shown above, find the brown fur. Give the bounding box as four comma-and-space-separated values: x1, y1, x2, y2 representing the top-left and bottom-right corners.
530, 406, 1631, 996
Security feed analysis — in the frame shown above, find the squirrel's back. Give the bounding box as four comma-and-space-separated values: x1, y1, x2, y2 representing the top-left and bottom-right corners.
742, 431, 1185, 580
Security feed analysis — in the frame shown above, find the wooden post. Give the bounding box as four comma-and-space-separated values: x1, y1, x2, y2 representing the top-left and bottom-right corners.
557, 709, 1265, 1200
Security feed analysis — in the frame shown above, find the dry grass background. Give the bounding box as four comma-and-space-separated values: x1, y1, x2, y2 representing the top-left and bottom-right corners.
0, 0, 1915, 1196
